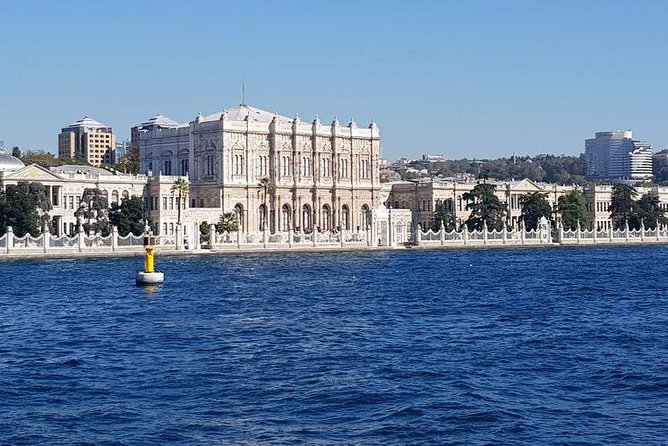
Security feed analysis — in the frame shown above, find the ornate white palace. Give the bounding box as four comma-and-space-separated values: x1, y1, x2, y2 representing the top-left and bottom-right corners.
136, 104, 382, 235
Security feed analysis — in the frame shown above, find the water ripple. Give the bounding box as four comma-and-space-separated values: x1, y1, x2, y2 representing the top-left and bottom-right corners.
0, 246, 667, 444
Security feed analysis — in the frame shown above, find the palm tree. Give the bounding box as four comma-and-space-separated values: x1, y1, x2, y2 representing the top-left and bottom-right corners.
170, 177, 189, 226
258, 177, 273, 231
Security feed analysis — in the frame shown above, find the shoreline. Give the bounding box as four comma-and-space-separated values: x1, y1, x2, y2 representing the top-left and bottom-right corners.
1, 240, 666, 262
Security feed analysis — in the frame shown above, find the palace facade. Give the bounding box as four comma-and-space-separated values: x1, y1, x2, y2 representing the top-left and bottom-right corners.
136, 104, 382, 234
387, 178, 576, 229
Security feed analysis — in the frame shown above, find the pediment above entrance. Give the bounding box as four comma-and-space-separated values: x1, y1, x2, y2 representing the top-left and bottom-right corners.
3, 164, 65, 182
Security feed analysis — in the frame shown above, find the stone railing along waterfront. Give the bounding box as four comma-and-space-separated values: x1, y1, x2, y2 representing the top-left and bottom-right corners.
2, 219, 668, 257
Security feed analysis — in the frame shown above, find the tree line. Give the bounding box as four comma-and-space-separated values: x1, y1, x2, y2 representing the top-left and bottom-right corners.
400, 154, 588, 185
0, 182, 152, 237
11, 145, 140, 174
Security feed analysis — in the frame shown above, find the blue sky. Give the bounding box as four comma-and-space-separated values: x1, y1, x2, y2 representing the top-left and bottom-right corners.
1, 0, 667, 161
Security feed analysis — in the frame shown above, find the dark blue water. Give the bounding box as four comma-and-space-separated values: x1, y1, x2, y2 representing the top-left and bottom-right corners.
1, 246, 667, 445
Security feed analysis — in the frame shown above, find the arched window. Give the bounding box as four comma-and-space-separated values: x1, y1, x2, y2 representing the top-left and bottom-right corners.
281, 204, 291, 231
259, 204, 267, 231
302, 204, 312, 231
122, 190, 129, 201
322, 205, 331, 231
234, 203, 245, 232
111, 190, 119, 205
361, 204, 370, 230
341, 205, 350, 230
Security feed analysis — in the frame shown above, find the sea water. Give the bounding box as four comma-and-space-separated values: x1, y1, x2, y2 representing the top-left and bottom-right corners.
0, 246, 666, 444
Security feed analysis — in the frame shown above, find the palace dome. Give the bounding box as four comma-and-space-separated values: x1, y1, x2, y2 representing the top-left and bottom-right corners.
0, 150, 25, 171
139, 114, 182, 130
201, 104, 292, 123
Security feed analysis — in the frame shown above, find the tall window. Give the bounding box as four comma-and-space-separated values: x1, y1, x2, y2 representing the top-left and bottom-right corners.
180, 159, 188, 176
282, 156, 291, 176
339, 159, 348, 178
321, 157, 330, 177
341, 206, 350, 230
300, 157, 310, 176
258, 155, 268, 176
234, 154, 244, 175
281, 205, 291, 231
359, 159, 369, 179
163, 160, 172, 175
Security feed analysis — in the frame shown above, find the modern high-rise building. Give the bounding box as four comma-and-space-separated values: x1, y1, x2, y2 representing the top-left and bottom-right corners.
584, 130, 653, 181
58, 117, 116, 166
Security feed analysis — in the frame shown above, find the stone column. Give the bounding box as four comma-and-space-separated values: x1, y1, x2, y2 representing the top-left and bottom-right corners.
388, 209, 394, 248
502, 223, 507, 245
175, 224, 182, 251
592, 222, 597, 243
462, 224, 468, 246
625, 219, 630, 243
367, 218, 373, 247
520, 221, 525, 245
576, 221, 581, 244
483, 221, 488, 245
440, 220, 445, 246
78, 223, 85, 252
657, 219, 661, 242
43, 226, 50, 253
640, 220, 645, 242
111, 226, 118, 252
193, 222, 200, 251
6, 226, 13, 254
288, 226, 293, 248
236, 223, 241, 249
209, 223, 216, 248
413, 217, 421, 246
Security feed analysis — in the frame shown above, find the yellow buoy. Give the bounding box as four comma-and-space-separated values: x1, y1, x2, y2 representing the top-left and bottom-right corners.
136, 235, 164, 285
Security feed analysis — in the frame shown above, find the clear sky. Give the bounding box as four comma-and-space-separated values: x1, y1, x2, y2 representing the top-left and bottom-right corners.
1, 0, 667, 161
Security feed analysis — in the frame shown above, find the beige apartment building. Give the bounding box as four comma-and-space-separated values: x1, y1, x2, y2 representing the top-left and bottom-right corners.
58, 117, 116, 166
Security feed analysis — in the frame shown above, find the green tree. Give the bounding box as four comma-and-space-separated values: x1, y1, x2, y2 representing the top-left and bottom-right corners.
0, 182, 39, 236
462, 183, 507, 231
200, 221, 211, 239
216, 212, 239, 233
28, 182, 53, 232
20, 151, 64, 168
109, 196, 148, 236
114, 145, 140, 174
431, 200, 456, 231
558, 190, 589, 230
12, 146, 21, 158
635, 193, 667, 230
608, 184, 638, 230
170, 177, 189, 225
75, 188, 110, 236
519, 192, 552, 231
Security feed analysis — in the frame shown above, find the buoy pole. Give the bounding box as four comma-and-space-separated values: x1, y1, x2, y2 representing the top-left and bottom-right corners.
145, 247, 155, 273
136, 226, 164, 285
